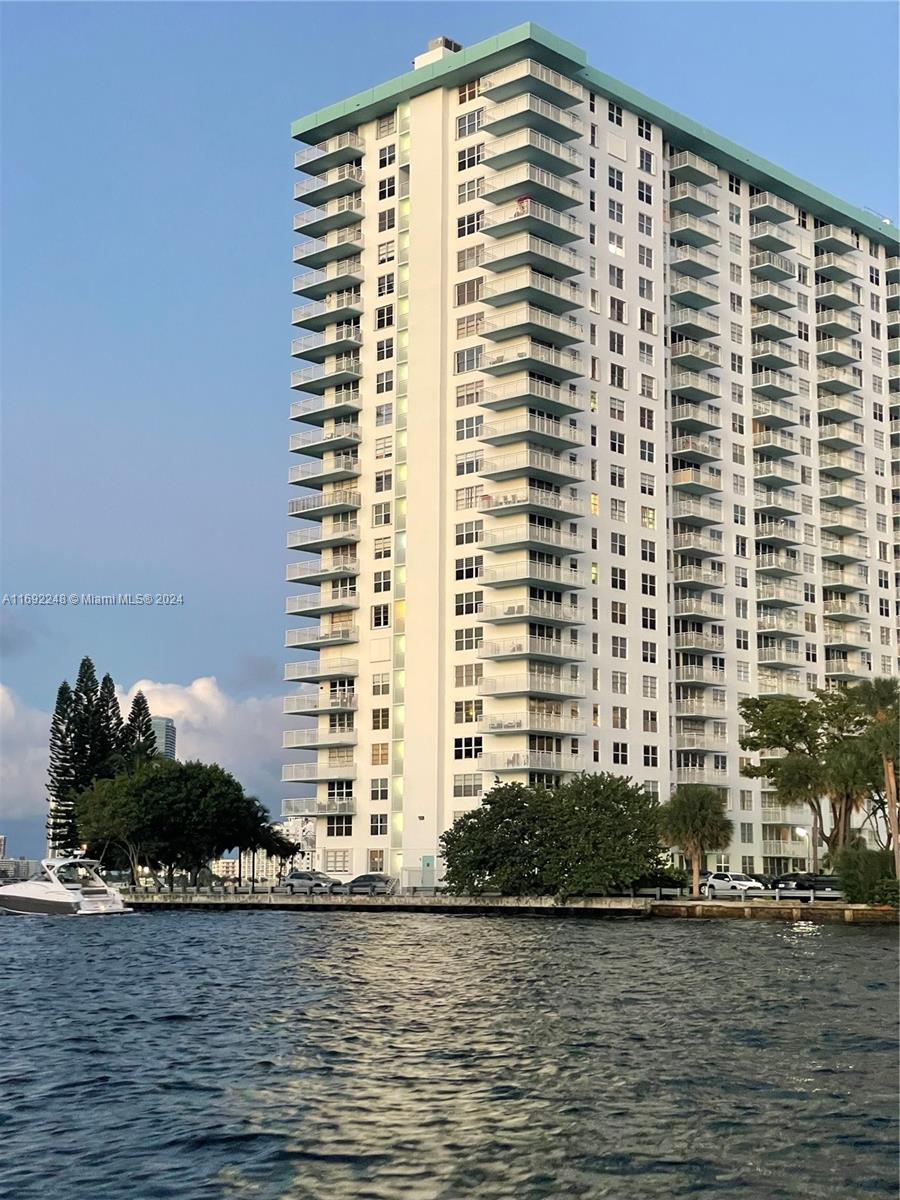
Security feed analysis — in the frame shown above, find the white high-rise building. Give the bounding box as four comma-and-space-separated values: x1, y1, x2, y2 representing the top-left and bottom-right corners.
283, 24, 900, 886
151, 716, 177, 760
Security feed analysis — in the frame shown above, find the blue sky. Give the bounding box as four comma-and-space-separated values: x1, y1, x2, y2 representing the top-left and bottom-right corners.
1, 1, 897, 856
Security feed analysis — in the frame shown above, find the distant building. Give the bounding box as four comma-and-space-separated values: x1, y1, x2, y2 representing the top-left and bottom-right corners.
0, 857, 41, 881
0, 835, 7, 860
151, 716, 177, 760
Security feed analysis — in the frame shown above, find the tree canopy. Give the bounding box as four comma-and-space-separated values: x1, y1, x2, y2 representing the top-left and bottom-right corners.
657, 785, 733, 897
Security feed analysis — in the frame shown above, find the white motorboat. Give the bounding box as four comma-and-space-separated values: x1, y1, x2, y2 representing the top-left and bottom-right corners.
0, 857, 132, 916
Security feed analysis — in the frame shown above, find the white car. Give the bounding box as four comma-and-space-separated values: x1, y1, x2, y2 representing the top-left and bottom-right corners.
702, 871, 764, 898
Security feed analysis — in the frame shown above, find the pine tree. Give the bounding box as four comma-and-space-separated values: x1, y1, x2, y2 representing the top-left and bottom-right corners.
125, 691, 157, 763
46, 682, 79, 856
70, 656, 100, 795
94, 673, 124, 778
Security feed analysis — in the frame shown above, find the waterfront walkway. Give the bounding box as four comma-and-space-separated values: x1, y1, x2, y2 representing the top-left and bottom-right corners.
122, 891, 896, 924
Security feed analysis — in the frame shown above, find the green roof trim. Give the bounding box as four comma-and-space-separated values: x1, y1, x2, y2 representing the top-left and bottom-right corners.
292, 22, 899, 250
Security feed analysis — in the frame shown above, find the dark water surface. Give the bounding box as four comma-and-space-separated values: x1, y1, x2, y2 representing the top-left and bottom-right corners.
0, 912, 896, 1200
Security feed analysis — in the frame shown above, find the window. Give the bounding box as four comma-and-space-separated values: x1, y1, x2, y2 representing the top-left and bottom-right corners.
375, 304, 394, 329
610, 430, 625, 454
372, 502, 391, 527
609, 264, 624, 289
371, 743, 389, 766
376, 337, 394, 361
373, 569, 391, 594
611, 532, 626, 555
455, 278, 484, 306
375, 370, 394, 394
457, 177, 485, 204
453, 773, 483, 798
611, 635, 627, 659
454, 520, 482, 546
371, 604, 390, 629
457, 144, 484, 171
378, 144, 396, 169
454, 589, 482, 615
326, 815, 352, 838
612, 742, 628, 765
639, 148, 653, 174
609, 166, 623, 191
457, 245, 485, 272
728, 172, 741, 195
453, 736, 482, 759
611, 671, 627, 695
458, 80, 479, 104
643, 745, 658, 768
378, 177, 396, 201
637, 180, 652, 204
372, 707, 390, 731
608, 101, 623, 126
377, 241, 395, 264
373, 536, 391, 560
610, 363, 626, 389
454, 347, 482, 374
609, 199, 624, 224
457, 212, 483, 238
637, 116, 651, 140
454, 663, 483, 688
371, 778, 389, 803
637, 212, 653, 236
454, 556, 482, 581
377, 209, 396, 233
456, 313, 484, 339
325, 850, 350, 874
456, 109, 483, 138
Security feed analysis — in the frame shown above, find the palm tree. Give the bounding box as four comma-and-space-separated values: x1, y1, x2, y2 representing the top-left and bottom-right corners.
848, 678, 900, 877
657, 784, 734, 898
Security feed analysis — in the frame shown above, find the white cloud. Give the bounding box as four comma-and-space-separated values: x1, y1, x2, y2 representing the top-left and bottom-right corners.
0, 677, 285, 823
0, 684, 50, 819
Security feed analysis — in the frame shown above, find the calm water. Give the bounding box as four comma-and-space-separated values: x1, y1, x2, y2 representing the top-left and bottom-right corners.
0, 912, 897, 1200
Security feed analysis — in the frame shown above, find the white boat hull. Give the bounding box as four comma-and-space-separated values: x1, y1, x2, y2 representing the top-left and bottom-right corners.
0, 857, 132, 916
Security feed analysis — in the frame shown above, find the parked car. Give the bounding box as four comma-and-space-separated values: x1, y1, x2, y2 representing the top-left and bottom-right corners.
279, 870, 340, 895
773, 873, 842, 899
749, 873, 775, 889
702, 871, 765, 898
333, 873, 397, 896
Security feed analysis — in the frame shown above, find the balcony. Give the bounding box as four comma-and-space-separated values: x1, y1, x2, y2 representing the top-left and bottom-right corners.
752, 397, 797, 428
824, 623, 870, 651
672, 597, 723, 621
671, 567, 723, 592
281, 762, 357, 784
284, 658, 358, 683
749, 192, 794, 223
751, 370, 796, 400
293, 164, 364, 208
758, 672, 806, 697
755, 552, 802, 577
819, 451, 865, 479
818, 506, 867, 537
814, 225, 858, 255
751, 280, 794, 311
482, 198, 580, 245
482, 233, 580, 278
284, 624, 359, 651
286, 523, 360, 553
823, 599, 869, 622
755, 582, 802, 607
819, 478, 867, 509
670, 339, 722, 372
816, 307, 861, 339
294, 132, 364, 175
887, 283, 900, 311
669, 182, 717, 217
670, 245, 719, 278
671, 434, 722, 464
478, 635, 585, 663
669, 213, 719, 247
673, 666, 727, 687
814, 252, 859, 283
674, 768, 729, 787
675, 731, 729, 752
753, 486, 801, 517
672, 531, 724, 558
821, 566, 867, 594
816, 337, 861, 367
673, 698, 728, 718
821, 533, 868, 565
288, 454, 359, 489
480, 412, 584, 451
285, 557, 359, 584
670, 370, 721, 402
481, 597, 584, 626
815, 281, 859, 310
293, 196, 364, 239
289, 421, 361, 456
483, 269, 581, 313
291, 325, 362, 363
483, 94, 582, 141
479, 673, 585, 700
285, 589, 358, 617
293, 226, 365, 271
670, 403, 721, 434
669, 304, 719, 341
817, 365, 859, 394
750, 340, 797, 371
283, 691, 357, 716
817, 390, 864, 423
479, 59, 584, 108
483, 163, 582, 210
478, 711, 587, 736
817, 422, 863, 452
292, 290, 363, 332
281, 796, 357, 817
824, 654, 870, 681
481, 129, 583, 176
752, 429, 797, 458
482, 339, 581, 381
483, 304, 582, 347
757, 611, 801, 636
671, 467, 723, 495
669, 275, 719, 310
291, 356, 361, 394
481, 448, 584, 485
750, 251, 794, 282
754, 521, 799, 548
887, 337, 900, 364
287, 490, 361, 520
283, 727, 357, 751
480, 559, 584, 589
667, 150, 718, 186
753, 458, 799, 488
748, 222, 796, 253
751, 310, 794, 341
293, 257, 364, 300
673, 632, 725, 653
481, 523, 583, 554
479, 751, 585, 774
482, 376, 583, 417
887, 256, 900, 281
479, 487, 583, 520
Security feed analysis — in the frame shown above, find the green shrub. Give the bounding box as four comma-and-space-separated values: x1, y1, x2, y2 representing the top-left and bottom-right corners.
872, 878, 899, 908
836, 846, 896, 904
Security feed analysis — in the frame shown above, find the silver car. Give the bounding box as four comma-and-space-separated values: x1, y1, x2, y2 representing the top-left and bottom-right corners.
279, 870, 339, 895
702, 871, 765, 898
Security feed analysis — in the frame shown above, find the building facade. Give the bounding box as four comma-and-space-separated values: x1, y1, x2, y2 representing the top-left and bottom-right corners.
283, 24, 900, 885
151, 716, 177, 760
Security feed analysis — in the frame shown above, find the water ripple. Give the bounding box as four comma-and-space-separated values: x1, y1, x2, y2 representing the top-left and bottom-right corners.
0, 912, 896, 1199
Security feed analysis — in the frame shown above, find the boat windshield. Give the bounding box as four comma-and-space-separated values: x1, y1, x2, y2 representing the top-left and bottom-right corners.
53, 862, 104, 888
